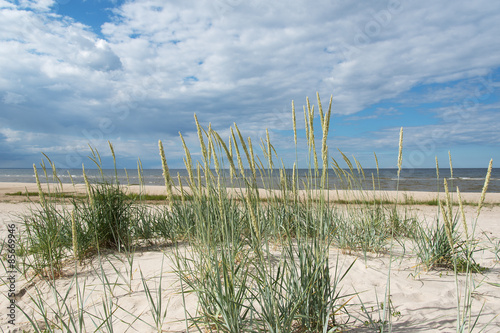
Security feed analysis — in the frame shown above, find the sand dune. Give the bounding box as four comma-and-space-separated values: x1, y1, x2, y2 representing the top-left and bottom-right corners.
1, 183, 499, 332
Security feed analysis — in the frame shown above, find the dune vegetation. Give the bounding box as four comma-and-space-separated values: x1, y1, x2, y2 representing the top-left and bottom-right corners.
1, 94, 496, 332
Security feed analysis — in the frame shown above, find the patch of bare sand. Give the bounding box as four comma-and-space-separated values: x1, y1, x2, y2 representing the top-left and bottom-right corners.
0, 186, 499, 332
2, 181, 500, 204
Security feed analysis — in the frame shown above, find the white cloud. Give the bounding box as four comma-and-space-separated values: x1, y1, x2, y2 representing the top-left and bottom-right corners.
326, 0, 500, 114
0, 0, 499, 168
18, 0, 55, 11
0, 128, 23, 142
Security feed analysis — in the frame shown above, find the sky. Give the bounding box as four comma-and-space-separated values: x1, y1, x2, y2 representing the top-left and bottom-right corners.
1, 0, 499, 170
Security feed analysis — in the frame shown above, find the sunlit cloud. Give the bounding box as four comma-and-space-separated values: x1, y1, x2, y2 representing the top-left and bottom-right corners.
0, 0, 499, 168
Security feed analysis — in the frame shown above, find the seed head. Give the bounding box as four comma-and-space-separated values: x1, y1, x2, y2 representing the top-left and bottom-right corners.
159, 140, 174, 203
33, 164, 46, 206
477, 159, 493, 218
397, 127, 403, 176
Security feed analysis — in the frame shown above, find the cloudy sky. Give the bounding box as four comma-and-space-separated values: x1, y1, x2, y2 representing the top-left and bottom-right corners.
1, 0, 499, 170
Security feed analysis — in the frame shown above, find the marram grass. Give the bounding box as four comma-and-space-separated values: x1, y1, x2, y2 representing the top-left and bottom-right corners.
11, 93, 496, 333
158, 139, 174, 203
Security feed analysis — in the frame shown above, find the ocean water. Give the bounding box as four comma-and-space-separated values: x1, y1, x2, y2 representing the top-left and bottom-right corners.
1, 168, 499, 193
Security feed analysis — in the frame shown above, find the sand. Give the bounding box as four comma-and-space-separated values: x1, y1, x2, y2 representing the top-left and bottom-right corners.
1, 182, 499, 332
2, 181, 500, 204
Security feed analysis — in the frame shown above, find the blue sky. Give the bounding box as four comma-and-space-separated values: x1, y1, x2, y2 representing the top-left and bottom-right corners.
1, 0, 499, 170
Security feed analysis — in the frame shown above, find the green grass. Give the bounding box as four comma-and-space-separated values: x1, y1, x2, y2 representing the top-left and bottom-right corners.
6, 191, 86, 199
7, 191, 496, 208
2, 94, 496, 332
6, 190, 191, 202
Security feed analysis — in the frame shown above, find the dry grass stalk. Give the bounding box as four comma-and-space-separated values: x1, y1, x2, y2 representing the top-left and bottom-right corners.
108, 141, 118, 183
325, 94, 333, 125
124, 168, 130, 186
317, 92, 324, 126
353, 155, 365, 180
204, 125, 214, 189
82, 163, 93, 204
137, 158, 144, 190
108, 141, 115, 158
444, 178, 453, 224
303, 105, 310, 149
266, 128, 273, 169
374, 152, 380, 190
217, 176, 224, 222
306, 96, 311, 121
158, 140, 174, 202
477, 158, 493, 218
439, 200, 455, 252
42, 153, 63, 191
179, 132, 195, 188
245, 193, 260, 240
67, 170, 75, 186
331, 157, 348, 181
321, 95, 333, 148
194, 114, 208, 166
397, 127, 403, 177
177, 172, 185, 204
207, 123, 213, 168
197, 163, 202, 195
309, 105, 318, 172
292, 162, 297, 199
247, 137, 257, 182
234, 124, 255, 180
448, 151, 454, 180
320, 94, 333, 188
280, 168, 286, 192
231, 128, 245, 178
212, 130, 237, 180
321, 144, 329, 188
229, 135, 235, 180
456, 187, 468, 240
436, 156, 440, 180
33, 164, 46, 206
209, 130, 219, 175
338, 149, 354, 173
71, 210, 78, 260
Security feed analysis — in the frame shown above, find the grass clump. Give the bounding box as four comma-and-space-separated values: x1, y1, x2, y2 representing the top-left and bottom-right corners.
413, 175, 490, 274
72, 182, 135, 254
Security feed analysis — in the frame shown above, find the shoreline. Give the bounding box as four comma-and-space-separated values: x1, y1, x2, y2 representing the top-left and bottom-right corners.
1, 181, 499, 204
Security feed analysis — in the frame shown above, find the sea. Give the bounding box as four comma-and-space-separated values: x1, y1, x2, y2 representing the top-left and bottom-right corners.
0, 168, 499, 193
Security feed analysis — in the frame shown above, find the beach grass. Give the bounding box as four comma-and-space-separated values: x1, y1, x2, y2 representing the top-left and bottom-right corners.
1, 94, 497, 332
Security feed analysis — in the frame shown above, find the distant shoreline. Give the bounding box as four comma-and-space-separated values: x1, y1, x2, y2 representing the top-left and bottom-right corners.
1, 167, 498, 193
1, 181, 498, 204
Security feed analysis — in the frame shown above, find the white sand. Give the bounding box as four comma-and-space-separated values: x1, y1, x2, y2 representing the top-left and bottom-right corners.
1, 183, 499, 332
2, 182, 500, 204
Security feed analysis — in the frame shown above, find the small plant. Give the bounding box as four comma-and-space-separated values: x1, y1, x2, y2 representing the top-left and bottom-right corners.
485, 233, 500, 262
174, 241, 252, 332
140, 257, 170, 332
413, 181, 486, 273
21, 163, 71, 279
414, 217, 459, 270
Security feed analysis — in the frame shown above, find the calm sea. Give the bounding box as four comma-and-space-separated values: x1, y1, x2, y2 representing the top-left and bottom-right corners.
0, 168, 499, 193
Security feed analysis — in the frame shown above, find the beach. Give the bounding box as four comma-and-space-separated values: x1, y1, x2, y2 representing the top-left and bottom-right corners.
2, 181, 500, 204
1, 182, 499, 332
